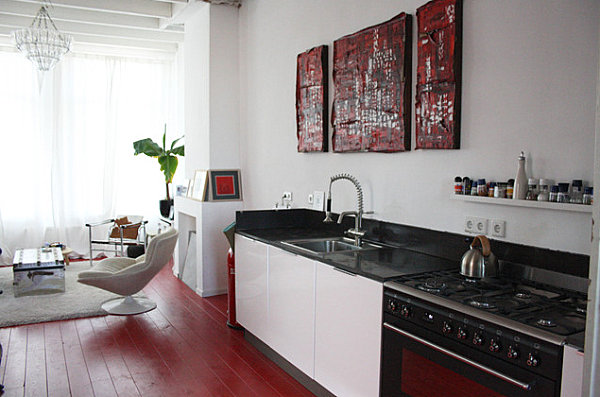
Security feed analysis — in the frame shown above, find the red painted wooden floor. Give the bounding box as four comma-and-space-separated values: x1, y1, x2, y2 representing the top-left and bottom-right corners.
0, 265, 316, 397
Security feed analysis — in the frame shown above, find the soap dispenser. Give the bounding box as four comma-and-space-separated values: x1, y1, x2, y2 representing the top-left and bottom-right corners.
513, 151, 528, 200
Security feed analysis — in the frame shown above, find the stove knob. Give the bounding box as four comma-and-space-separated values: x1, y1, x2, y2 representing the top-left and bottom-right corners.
388, 300, 398, 312
489, 339, 501, 353
400, 305, 412, 318
472, 332, 485, 346
527, 353, 540, 367
442, 321, 453, 335
507, 346, 519, 359
457, 327, 468, 340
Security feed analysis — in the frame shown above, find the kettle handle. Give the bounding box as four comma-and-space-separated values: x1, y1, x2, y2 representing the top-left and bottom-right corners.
470, 235, 491, 256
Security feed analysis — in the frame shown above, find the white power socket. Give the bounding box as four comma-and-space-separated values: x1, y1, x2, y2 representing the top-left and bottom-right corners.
465, 216, 488, 234
313, 191, 325, 211
491, 219, 506, 237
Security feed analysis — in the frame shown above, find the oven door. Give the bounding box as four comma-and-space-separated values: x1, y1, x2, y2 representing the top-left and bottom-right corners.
380, 322, 557, 397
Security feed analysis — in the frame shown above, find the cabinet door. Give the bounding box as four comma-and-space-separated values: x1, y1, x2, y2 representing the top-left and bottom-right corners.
268, 246, 316, 377
314, 263, 383, 397
235, 234, 269, 341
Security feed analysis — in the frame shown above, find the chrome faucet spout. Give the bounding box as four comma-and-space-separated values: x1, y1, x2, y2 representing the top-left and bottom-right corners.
323, 173, 366, 246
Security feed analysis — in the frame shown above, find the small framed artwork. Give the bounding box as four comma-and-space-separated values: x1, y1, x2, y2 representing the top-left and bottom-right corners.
207, 170, 242, 201
185, 179, 194, 198
191, 170, 208, 201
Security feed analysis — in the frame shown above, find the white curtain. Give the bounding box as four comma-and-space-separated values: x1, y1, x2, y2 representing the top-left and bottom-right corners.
0, 50, 181, 265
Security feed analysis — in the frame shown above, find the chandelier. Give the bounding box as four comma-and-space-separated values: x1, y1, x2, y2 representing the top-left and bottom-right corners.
12, 5, 72, 72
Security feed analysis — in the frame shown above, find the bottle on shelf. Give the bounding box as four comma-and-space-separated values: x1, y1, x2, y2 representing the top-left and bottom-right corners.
537, 179, 550, 201
570, 180, 583, 204
513, 151, 528, 200
583, 187, 593, 205
526, 178, 538, 201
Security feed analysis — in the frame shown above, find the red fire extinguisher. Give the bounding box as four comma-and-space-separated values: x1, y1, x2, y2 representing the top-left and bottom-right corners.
227, 248, 242, 329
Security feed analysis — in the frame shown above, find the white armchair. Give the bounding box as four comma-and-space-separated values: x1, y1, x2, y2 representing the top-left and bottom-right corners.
78, 227, 178, 315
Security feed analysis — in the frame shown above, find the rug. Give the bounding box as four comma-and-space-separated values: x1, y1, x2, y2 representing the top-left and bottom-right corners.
0, 261, 142, 328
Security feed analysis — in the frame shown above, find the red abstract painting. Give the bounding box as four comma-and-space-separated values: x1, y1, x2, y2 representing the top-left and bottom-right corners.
331, 12, 412, 152
415, 0, 462, 149
296, 45, 328, 152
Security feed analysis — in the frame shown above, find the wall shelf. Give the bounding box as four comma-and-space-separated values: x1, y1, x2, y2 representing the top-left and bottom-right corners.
451, 194, 592, 213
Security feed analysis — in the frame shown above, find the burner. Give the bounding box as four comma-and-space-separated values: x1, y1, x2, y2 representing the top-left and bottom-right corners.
537, 318, 557, 327
417, 278, 447, 293
515, 290, 532, 300
468, 296, 497, 310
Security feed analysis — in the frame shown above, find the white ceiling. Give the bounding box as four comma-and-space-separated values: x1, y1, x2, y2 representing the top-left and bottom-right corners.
0, 0, 240, 55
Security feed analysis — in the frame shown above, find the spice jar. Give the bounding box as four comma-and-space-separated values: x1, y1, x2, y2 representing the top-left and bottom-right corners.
488, 182, 496, 198
494, 183, 506, 198
471, 180, 478, 196
454, 176, 463, 195
570, 180, 583, 204
477, 179, 487, 196
463, 177, 472, 196
526, 178, 538, 201
549, 185, 559, 202
557, 183, 570, 203
583, 187, 593, 205
537, 179, 550, 201
506, 179, 514, 199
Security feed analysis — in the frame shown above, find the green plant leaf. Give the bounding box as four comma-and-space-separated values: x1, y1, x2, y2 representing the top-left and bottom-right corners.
171, 145, 185, 156
158, 155, 178, 183
170, 136, 184, 151
133, 138, 163, 157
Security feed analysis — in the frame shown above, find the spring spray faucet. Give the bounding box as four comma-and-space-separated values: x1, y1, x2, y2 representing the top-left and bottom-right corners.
323, 173, 366, 246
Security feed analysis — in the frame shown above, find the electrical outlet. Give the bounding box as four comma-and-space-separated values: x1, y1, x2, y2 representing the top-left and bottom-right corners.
491, 219, 506, 237
282, 192, 292, 201
313, 191, 325, 211
465, 216, 488, 234
308, 194, 314, 204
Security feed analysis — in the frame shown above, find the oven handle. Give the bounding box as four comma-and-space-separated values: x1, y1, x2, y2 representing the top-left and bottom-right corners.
383, 322, 532, 391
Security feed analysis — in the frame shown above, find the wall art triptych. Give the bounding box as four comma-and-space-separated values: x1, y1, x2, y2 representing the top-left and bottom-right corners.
295, 0, 462, 153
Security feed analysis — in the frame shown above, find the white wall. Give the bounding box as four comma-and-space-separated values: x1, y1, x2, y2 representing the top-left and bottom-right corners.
238, 0, 600, 254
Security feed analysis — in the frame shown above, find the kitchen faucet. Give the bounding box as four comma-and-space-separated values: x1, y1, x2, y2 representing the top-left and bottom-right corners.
323, 173, 368, 246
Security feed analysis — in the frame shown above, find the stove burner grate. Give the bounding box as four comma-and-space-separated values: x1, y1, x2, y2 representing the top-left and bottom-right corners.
514, 290, 532, 300
537, 318, 557, 327
417, 278, 447, 293
468, 296, 497, 310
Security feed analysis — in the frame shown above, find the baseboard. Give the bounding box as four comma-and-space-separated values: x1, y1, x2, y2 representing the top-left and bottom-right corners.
244, 331, 335, 397
195, 287, 227, 297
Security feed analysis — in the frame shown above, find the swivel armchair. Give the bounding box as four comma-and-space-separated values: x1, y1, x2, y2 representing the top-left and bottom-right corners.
77, 227, 178, 315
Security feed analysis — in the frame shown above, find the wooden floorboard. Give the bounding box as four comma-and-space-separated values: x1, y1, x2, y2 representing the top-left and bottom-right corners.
0, 264, 316, 397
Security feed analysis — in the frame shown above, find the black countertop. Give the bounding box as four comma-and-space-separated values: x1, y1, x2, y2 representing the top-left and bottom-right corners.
237, 228, 457, 282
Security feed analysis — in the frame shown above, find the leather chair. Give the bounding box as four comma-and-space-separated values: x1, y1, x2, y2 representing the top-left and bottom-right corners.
85, 215, 148, 266
77, 227, 178, 315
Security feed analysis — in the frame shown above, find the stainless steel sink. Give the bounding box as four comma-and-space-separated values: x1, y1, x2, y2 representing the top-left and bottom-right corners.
280, 237, 382, 255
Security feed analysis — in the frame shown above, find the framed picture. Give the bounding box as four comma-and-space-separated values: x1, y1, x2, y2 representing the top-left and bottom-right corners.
415, 0, 462, 149
207, 170, 242, 201
331, 12, 412, 152
185, 179, 194, 198
296, 45, 328, 152
191, 170, 208, 201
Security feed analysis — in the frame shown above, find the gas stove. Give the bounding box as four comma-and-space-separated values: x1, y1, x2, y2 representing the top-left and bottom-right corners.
391, 269, 587, 338
381, 265, 588, 396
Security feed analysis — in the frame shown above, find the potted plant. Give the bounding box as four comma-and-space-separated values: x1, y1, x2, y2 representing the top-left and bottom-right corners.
133, 125, 185, 218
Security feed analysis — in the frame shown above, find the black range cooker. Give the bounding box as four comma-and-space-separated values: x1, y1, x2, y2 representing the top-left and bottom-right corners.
380, 266, 587, 397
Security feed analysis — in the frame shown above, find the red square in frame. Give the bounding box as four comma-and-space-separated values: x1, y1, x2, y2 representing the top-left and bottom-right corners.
208, 170, 242, 201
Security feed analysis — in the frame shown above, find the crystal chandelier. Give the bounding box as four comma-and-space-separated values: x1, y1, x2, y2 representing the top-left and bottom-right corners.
12, 5, 72, 72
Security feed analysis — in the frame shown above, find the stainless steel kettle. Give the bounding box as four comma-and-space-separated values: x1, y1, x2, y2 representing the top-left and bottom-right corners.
460, 235, 498, 279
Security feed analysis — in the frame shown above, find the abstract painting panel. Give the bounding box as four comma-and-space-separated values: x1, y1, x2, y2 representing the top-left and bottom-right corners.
415, 0, 462, 149
332, 13, 412, 152
296, 45, 328, 152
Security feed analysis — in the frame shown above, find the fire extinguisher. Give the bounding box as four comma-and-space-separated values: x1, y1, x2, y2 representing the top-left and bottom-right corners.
227, 248, 242, 329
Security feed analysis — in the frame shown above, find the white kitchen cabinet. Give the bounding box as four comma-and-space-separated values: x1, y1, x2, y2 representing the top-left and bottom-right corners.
561, 345, 584, 397
268, 246, 316, 377
314, 263, 383, 397
235, 234, 269, 343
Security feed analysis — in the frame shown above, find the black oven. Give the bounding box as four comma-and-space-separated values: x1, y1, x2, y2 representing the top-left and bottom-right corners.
380, 289, 563, 397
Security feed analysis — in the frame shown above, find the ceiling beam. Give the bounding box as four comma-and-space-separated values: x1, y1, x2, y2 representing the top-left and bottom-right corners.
1, 1, 165, 30
0, 13, 184, 42
9, 0, 173, 19
0, 28, 179, 52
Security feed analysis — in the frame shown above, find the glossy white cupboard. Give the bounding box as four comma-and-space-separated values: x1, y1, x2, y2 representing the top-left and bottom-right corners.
235, 234, 382, 396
